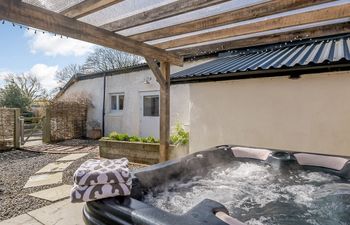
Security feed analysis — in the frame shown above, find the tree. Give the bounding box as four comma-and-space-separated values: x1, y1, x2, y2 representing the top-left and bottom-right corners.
0, 83, 31, 112
55, 64, 83, 86
85, 47, 143, 72
5, 73, 48, 101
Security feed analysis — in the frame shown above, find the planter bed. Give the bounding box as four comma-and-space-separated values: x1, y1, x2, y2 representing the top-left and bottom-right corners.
99, 139, 188, 164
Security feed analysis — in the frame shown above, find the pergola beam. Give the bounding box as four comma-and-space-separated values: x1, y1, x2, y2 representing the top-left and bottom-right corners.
100, 0, 230, 32
145, 58, 166, 87
131, 0, 334, 42
61, 0, 123, 19
172, 22, 350, 56
0, 0, 183, 66
155, 3, 350, 49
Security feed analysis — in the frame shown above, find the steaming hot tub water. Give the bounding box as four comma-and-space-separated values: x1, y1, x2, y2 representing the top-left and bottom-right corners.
144, 161, 350, 225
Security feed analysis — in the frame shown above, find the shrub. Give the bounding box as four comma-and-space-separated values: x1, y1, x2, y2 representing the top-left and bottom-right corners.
129, 136, 140, 142
141, 136, 159, 143
118, 133, 129, 141
108, 131, 119, 140
170, 123, 189, 146
108, 132, 129, 141
107, 132, 159, 143
106, 127, 189, 145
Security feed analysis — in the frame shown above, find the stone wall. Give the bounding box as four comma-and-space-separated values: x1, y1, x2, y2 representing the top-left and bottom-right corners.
0, 108, 16, 150
44, 102, 88, 143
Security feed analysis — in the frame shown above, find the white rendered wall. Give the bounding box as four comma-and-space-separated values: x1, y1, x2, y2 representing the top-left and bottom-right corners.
58, 58, 212, 137
188, 71, 350, 156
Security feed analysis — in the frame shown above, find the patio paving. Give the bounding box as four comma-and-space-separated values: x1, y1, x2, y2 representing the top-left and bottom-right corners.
35, 161, 73, 174
29, 185, 72, 202
56, 153, 89, 161
0, 214, 43, 225
23, 140, 99, 154
0, 199, 85, 225
28, 199, 84, 225
24, 172, 63, 188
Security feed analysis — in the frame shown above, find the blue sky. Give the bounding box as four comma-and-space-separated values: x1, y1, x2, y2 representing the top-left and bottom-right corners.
0, 21, 96, 89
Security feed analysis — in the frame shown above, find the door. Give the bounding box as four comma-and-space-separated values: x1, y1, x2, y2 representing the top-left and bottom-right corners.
140, 91, 160, 138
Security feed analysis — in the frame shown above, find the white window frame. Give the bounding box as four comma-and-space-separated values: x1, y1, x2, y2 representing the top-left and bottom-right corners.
110, 93, 125, 113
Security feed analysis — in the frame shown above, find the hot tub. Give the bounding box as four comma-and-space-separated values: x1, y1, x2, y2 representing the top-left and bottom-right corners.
83, 145, 350, 225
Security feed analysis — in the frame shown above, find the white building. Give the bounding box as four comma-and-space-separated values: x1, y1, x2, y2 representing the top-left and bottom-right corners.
57, 34, 350, 156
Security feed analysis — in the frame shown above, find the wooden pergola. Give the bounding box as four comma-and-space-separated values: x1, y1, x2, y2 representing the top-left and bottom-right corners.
0, 0, 349, 162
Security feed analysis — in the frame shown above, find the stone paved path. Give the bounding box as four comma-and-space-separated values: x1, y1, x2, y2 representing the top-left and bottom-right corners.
29, 185, 72, 202
24, 153, 87, 193
23, 140, 98, 154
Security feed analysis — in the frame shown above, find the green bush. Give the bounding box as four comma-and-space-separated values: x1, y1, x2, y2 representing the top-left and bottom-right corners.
108, 131, 119, 140
129, 136, 140, 142
106, 132, 159, 143
170, 123, 189, 146
108, 132, 129, 141
106, 124, 189, 145
141, 136, 159, 143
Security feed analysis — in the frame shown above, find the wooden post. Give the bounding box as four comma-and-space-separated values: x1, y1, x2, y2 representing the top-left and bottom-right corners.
159, 62, 170, 162
13, 108, 21, 149
42, 107, 51, 143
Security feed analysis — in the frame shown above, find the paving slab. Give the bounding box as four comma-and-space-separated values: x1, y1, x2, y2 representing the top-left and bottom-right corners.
28, 199, 85, 225
35, 161, 73, 174
0, 214, 42, 225
56, 153, 89, 162
24, 172, 63, 188
29, 185, 72, 202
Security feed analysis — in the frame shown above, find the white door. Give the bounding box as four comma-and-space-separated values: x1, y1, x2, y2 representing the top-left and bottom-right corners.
140, 91, 160, 138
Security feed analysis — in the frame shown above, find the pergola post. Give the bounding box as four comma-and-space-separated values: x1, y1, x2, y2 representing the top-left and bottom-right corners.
159, 62, 170, 162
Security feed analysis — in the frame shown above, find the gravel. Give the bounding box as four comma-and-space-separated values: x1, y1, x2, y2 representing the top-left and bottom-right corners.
0, 150, 64, 221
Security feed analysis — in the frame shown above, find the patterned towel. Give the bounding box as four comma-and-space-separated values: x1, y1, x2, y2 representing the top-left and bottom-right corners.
73, 158, 131, 186
71, 182, 131, 203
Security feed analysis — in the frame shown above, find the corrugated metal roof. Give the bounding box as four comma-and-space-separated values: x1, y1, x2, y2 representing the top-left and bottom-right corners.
172, 35, 350, 80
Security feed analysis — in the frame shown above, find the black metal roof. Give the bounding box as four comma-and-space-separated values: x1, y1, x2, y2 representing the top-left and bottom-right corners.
171, 34, 350, 80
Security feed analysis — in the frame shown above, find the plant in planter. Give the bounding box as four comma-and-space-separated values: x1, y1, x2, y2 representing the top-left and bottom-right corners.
100, 124, 189, 164
170, 123, 189, 146
87, 120, 102, 139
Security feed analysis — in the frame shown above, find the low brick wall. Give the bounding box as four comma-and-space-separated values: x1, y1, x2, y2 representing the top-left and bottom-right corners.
99, 139, 188, 164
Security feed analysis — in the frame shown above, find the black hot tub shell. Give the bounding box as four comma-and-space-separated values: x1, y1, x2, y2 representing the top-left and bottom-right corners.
83, 145, 350, 225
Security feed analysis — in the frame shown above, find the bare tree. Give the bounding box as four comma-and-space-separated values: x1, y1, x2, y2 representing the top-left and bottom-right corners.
5, 73, 47, 102
55, 64, 83, 86
85, 47, 144, 72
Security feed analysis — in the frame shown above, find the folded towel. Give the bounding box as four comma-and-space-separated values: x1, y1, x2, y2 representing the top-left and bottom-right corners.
71, 181, 132, 203
74, 158, 131, 186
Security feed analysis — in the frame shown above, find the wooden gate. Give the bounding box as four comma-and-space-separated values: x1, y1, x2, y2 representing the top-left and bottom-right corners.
20, 115, 43, 146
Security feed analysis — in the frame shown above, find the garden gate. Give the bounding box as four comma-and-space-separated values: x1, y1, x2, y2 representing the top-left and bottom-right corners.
19, 114, 44, 146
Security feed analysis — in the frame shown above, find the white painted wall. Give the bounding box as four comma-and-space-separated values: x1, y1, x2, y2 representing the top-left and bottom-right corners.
57, 58, 212, 137
104, 59, 211, 136
188, 71, 350, 156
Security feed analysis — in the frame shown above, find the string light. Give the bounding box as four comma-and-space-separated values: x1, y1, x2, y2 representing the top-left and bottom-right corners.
1, 20, 70, 39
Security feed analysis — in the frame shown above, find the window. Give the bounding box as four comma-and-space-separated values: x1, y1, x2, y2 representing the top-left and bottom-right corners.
110, 93, 124, 112
143, 95, 159, 117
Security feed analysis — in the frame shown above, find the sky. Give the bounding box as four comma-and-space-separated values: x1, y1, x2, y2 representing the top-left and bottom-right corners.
0, 21, 96, 90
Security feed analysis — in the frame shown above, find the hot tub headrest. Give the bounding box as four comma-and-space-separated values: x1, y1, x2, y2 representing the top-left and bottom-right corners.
231, 147, 272, 161
294, 153, 349, 171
